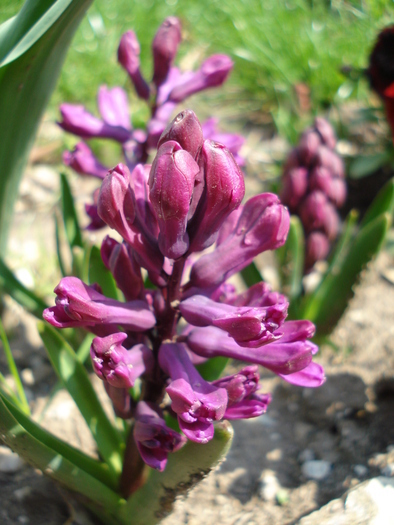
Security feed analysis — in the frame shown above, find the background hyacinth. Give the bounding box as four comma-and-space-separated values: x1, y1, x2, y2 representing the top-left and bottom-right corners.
43, 109, 325, 493
280, 118, 347, 272
59, 16, 244, 230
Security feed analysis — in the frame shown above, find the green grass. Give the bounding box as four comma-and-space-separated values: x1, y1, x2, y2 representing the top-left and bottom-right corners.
2, 0, 392, 140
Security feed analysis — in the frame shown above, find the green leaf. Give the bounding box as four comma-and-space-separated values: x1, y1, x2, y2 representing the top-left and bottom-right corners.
54, 211, 67, 277
88, 245, 119, 300
361, 177, 394, 228
302, 213, 391, 336
0, 258, 48, 318
60, 172, 83, 250
38, 322, 124, 477
0, 391, 117, 489
0, 0, 93, 253
0, 0, 77, 66
196, 357, 229, 382
240, 261, 262, 288
118, 422, 233, 525
0, 395, 124, 521
0, 317, 29, 414
276, 215, 305, 302
349, 151, 393, 179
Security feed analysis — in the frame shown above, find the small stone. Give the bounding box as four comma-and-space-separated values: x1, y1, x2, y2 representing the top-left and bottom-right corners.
259, 469, 281, 502
381, 464, 394, 477
302, 460, 331, 480
298, 449, 315, 463
354, 464, 368, 478
266, 448, 282, 461
21, 369, 34, 386
269, 432, 281, 441
0, 447, 24, 473
17, 516, 29, 524
14, 487, 32, 501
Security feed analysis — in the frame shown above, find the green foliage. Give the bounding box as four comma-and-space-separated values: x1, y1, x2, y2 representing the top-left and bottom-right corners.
38, 322, 124, 478
0, 0, 93, 252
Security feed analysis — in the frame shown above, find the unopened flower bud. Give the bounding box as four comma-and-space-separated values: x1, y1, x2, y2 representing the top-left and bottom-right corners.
59, 103, 131, 143
314, 117, 336, 149
280, 167, 308, 210
100, 236, 144, 300
305, 231, 330, 270
149, 141, 200, 259
168, 55, 233, 103
298, 129, 322, 164
188, 140, 245, 252
152, 17, 182, 87
158, 109, 204, 159
63, 142, 108, 179
188, 194, 289, 289
118, 31, 150, 100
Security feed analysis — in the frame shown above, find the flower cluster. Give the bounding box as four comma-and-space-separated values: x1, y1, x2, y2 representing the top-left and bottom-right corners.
368, 25, 394, 140
280, 118, 346, 271
44, 110, 325, 472
59, 17, 244, 230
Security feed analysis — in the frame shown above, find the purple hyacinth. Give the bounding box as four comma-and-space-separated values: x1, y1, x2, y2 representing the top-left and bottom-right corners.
280, 117, 346, 271
44, 110, 324, 478
59, 18, 241, 230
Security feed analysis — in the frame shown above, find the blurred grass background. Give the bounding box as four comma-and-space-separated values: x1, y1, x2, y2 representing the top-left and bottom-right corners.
1, 0, 392, 142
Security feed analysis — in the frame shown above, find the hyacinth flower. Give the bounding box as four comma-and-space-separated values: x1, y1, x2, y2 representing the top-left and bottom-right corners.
368, 25, 394, 140
280, 117, 346, 271
44, 110, 324, 493
59, 17, 242, 230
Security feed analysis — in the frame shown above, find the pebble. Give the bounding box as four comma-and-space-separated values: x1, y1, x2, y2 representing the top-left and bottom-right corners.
354, 464, 368, 478
381, 464, 394, 477
301, 460, 331, 480
298, 449, 315, 463
298, 477, 394, 524
0, 446, 24, 473
13, 487, 32, 501
258, 469, 281, 502
21, 369, 34, 386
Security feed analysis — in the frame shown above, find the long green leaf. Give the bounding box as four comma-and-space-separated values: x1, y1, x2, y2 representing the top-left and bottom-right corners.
302, 213, 391, 336
38, 322, 124, 477
361, 177, 394, 228
60, 172, 83, 250
0, 317, 29, 414
0, 391, 117, 489
88, 245, 119, 300
276, 215, 304, 302
117, 422, 233, 525
0, 395, 124, 521
0, 258, 48, 318
0, 0, 78, 66
0, 0, 93, 252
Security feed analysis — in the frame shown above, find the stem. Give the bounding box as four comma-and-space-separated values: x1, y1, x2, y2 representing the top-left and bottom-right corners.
120, 422, 149, 498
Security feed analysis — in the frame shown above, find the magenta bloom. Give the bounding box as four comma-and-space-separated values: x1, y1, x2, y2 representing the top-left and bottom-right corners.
134, 401, 186, 471
91, 332, 153, 388
48, 109, 324, 474
43, 276, 155, 331
159, 343, 228, 443
213, 366, 271, 419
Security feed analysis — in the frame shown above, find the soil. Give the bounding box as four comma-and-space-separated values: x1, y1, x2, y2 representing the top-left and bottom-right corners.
0, 122, 394, 524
